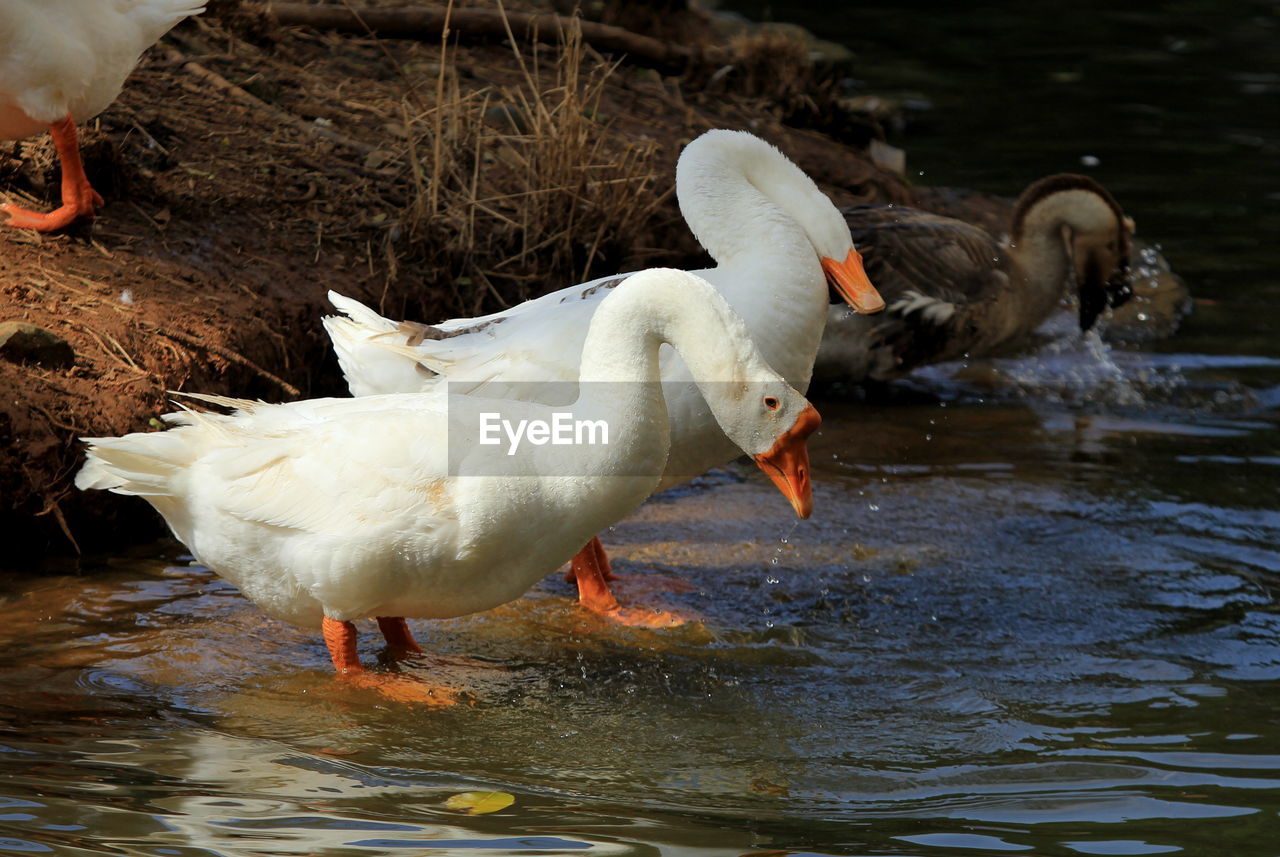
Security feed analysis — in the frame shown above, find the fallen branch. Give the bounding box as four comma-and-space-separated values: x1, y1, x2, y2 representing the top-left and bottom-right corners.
268, 2, 717, 74
163, 47, 378, 156
145, 323, 303, 398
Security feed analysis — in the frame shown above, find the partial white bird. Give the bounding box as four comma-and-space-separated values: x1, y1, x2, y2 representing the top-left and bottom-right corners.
77, 269, 821, 703
323, 129, 880, 624
0, 0, 204, 231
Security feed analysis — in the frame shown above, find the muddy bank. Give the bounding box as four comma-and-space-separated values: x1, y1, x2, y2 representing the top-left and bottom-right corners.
0, 2, 910, 562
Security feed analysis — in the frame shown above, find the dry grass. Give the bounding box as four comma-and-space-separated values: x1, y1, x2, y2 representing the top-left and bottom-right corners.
722, 26, 820, 109
396, 6, 668, 315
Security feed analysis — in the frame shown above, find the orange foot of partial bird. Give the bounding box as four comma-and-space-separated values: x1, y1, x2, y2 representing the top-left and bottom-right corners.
322, 616, 460, 706
602, 604, 693, 629
2, 116, 103, 233
376, 616, 425, 660
339, 671, 461, 707
566, 536, 694, 629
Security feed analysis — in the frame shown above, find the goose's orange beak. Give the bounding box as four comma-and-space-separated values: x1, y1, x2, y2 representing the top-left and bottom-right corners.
822, 247, 884, 314
752, 403, 821, 519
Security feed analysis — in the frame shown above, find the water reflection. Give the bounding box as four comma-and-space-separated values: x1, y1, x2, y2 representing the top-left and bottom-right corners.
1, 340, 1278, 853
3, 0, 1279, 850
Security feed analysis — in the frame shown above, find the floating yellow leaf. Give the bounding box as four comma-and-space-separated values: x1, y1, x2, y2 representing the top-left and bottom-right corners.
444, 791, 515, 815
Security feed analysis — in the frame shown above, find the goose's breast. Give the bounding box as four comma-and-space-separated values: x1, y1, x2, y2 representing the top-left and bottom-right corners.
0, 98, 46, 140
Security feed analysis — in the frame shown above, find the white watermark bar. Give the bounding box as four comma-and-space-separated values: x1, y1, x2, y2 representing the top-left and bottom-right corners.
445, 380, 762, 477
478, 411, 610, 456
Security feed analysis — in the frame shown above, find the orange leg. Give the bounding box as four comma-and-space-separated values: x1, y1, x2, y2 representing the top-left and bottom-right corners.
321, 616, 458, 706
564, 535, 618, 583
567, 536, 690, 628
376, 616, 424, 658
568, 536, 621, 614
2, 115, 104, 232
322, 616, 363, 674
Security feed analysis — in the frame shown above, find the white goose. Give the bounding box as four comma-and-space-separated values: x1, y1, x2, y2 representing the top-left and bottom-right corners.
0, 0, 204, 231
324, 129, 881, 623
77, 269, 821, 703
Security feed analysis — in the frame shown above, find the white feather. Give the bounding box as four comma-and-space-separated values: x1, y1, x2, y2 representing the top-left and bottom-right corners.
77, 270, 812, 630
322, 130, 858, 488
888, 290, 956, 325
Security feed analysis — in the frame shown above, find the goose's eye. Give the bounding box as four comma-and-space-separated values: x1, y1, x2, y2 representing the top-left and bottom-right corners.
763, 396, 780, 411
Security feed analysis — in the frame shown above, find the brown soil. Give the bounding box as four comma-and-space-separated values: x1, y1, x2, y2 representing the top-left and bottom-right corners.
0, 2, 909, 564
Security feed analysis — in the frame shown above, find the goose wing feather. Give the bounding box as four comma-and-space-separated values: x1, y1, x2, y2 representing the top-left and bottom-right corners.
324, 273, 632, 397
843, 204, 1005, 309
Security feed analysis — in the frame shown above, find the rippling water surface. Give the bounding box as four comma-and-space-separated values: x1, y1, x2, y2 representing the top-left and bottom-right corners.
2, 2, 1277, 855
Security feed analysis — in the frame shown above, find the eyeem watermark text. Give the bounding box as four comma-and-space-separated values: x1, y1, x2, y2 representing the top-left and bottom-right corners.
478, 412, 610, 456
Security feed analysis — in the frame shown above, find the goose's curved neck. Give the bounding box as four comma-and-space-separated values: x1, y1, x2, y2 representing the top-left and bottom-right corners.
674, 132, 845, 390
567, 274, 758, 469
577, 273, 758, 389
1009, 188, 1122, 324
676, 134, 822, 269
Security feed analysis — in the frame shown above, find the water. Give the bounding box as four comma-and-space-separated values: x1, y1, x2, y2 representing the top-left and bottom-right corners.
3, 3, 1279, 855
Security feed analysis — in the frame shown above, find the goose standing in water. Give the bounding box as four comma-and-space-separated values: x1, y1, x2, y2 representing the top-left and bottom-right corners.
814, 173, 1134, 385
323, 129, 883, 624
77, 269, 821, 703
0, 0, 204, 231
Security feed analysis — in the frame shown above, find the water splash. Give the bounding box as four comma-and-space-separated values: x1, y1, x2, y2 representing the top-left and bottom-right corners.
999, 326, 1154, 408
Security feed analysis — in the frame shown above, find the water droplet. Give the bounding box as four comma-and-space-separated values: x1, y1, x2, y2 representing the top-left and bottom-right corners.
868, 503, 880, 511
770, 557, 779, 565
766, 576, 780, 584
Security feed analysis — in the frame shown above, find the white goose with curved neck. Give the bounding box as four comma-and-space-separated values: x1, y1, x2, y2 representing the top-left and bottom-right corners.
76, 270, 811, 627
672, 130, 851, 388
324, 129, 859, 487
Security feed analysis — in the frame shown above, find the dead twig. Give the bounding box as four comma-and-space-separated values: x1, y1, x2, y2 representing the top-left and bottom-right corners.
163, 46, 379, 156
268, 2, 721, 74
30, 402, 88, 436
37, 494, 81, 555
144, 323, 302, 398
64, 321, 147, 373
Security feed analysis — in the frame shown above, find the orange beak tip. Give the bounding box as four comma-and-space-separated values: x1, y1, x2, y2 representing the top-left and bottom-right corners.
753, 403, 820, 521
822, 248, 884, 314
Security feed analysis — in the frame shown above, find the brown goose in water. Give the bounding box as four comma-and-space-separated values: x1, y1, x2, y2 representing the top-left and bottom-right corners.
813, 173, 1136, 385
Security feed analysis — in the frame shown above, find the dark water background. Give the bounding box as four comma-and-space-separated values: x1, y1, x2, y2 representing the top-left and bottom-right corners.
1, 3, 1278, 855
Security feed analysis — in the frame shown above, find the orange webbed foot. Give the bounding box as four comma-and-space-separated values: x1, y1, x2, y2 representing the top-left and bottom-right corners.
1, 202, 95, 233
597, 604, 694, 629
566, 537, 699, 627
2, 116, 103, 233
338, 671, 463, 707
322, 616, 462, 706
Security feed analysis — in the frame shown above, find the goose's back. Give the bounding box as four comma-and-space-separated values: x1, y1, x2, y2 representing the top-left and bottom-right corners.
815, 204, 1016, 383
